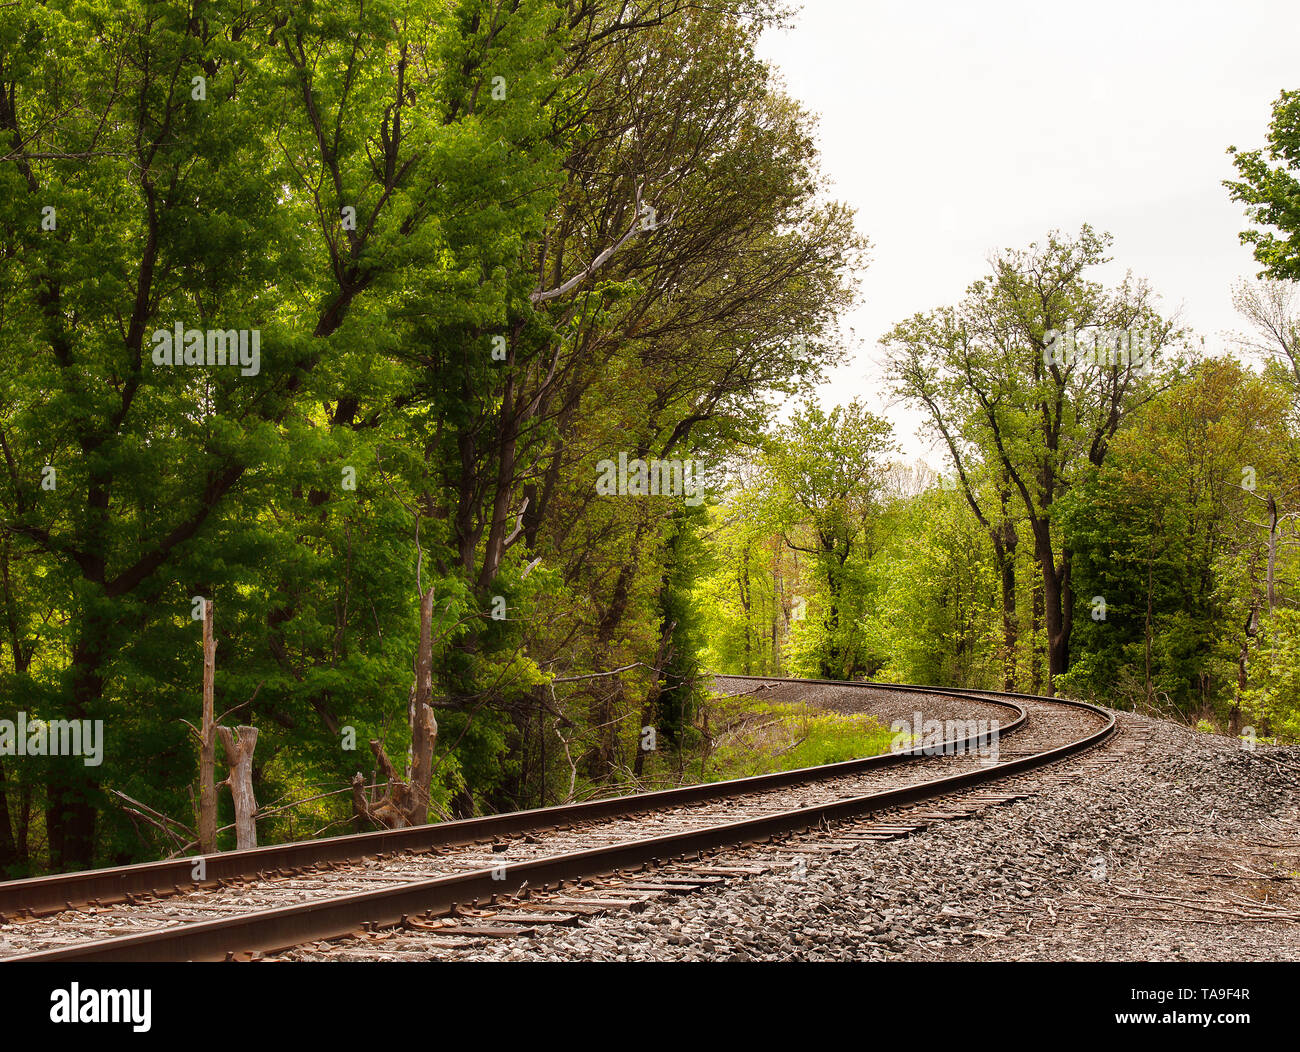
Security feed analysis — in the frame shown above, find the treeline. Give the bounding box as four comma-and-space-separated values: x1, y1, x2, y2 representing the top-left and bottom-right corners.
702, 220, 1300, 741
0, 0, 864, 876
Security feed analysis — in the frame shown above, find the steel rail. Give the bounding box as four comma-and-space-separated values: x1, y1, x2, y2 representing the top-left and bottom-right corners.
5, 680, 1114, 962
0, 682, 1022, 918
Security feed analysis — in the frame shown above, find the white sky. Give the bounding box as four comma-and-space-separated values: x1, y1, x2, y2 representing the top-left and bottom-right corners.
757, 0, 1300, 465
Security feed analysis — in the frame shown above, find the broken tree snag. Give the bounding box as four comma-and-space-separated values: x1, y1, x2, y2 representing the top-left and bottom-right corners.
199, 598, 218, 856
368, 703, 442, 827
348, 740, 412, 830
350, 771, 408, 830
216, 724, 259, 850
361, 718, 438, 828
407, 587, 439, 825
349, 588, 441, 831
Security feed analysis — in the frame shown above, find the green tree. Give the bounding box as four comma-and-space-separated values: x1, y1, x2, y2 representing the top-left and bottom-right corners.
1058, 358, 1295, 721
859, 478, 1001, 688
883, 226, 1179, 692
0, 0, 574, 866
0, 0, 867, 871
766, 399, 895, 680
1227, 89, 1300, 280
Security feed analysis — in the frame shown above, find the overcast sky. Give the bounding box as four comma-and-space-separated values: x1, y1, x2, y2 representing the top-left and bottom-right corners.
757, 0, 1300, 464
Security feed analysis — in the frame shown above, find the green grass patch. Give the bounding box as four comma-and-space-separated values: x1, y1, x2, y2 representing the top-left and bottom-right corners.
669, 691, 894, 783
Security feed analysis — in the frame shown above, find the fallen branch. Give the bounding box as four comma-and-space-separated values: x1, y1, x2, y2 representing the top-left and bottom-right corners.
107, 788, 194, 848
1113, 890, 1300, 921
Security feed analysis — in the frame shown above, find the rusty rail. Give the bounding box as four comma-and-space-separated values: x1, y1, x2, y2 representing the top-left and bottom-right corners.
0, 681, 1022, 918
4, 679, 1112, 961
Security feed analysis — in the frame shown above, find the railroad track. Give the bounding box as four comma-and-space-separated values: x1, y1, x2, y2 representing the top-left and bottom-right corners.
0, 676, 1118, 962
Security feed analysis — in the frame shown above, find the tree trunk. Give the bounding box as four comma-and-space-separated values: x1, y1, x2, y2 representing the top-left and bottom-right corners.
993, 520, 1019, 692
820, 554, 844, 680
1031, 578, 1044, 695
1231, 598, 1261, 735
632, 684, 658, 780
199, 598, 218, 855
406, 588, 438, 824
0, 543, 29, 870
633, 616, 676, 778
1030, 519, 1069, 695
351, 589, 439, 829
16, 780, 30, 866
0, 761, 18, 873
771, 532, 781, 674
738, 549, 751, 674
216, 724, 259, 850
1267, 496, 1278, 611
1144, 555, 1155, 709
48, 610, 108, 871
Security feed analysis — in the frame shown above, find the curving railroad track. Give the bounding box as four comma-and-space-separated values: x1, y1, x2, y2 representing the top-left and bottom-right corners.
0, 676, 1118, 962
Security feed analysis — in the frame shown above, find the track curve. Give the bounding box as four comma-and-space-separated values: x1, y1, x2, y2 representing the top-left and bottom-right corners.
1, 677, 1114, 961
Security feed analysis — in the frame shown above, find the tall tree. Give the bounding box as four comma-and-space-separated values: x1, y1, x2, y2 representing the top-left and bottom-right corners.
1227, 89, 1300, 281
1059, 358, 1294, 717
766, 399, 895, 680
883, 226, 1177, 691
0, 0, 574, 865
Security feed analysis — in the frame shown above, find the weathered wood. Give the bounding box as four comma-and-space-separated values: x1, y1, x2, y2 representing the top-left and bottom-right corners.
217, 724, 259, 850
406, 588, 438, 825
199, 599, 217, 856
351, 588, 438, 830
351, 768, 408, 830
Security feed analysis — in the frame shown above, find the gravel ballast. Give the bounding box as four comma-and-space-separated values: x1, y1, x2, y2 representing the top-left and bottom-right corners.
444, 709, 1300, 962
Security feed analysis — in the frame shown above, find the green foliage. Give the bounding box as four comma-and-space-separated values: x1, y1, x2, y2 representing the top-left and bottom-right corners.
654, 507, 711, 744
859, 488, 1002, 688
1227, 90, 1300, 281
694, 693, 893, 781
1242, 609, 1300, 742
882, 225, 1183, 688
764, 399, 896, 679
1058, 358, 1295, 721
0, 0, 865, 872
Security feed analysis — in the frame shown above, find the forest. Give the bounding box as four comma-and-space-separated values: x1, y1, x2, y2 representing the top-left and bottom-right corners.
1, 0, 1298, 879
705, 234, 1300, 739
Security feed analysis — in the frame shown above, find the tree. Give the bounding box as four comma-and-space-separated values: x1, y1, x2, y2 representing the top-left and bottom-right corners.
883, 226, 1178, 691
859, 479, 1001, 688
0, 0, 575, 865
0, 0, 868, 871
765, 399, 895, 680
1227, 90, 1300, 281
1059, 358, 1296, 721
696, 462, 794, 676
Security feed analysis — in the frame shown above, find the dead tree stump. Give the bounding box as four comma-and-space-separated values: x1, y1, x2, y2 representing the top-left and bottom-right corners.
199, 599, 218, 855
217, 724, 259, 850
351, 586, 440, 830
